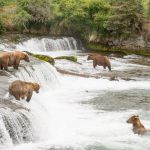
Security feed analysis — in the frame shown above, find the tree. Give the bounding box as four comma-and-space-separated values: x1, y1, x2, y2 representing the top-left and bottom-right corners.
13, 9, 31, 31
0, 0, 5, 7
105, 0, 144, 38
148, 0, 150, 17
57, 0, 89, 36
0, 19, 5, 34
14, 0, 51, 31
86, 0, 110, 36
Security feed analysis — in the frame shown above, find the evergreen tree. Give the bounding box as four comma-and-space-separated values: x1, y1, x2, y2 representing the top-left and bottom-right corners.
105, 0, 144, 38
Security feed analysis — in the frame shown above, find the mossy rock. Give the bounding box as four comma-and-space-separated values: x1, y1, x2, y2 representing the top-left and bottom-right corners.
24, 51, 55, 65
86, 43, 150, 57
55, 56, 78, 62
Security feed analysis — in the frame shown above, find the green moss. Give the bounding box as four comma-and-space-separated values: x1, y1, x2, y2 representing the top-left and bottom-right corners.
25, 51, 55, 65
86, 43, 150, 57
55, 56, 78, 62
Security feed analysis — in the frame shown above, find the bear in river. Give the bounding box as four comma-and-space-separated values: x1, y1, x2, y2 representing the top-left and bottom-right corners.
127, 115, 147, 135
87, 53, 111, 71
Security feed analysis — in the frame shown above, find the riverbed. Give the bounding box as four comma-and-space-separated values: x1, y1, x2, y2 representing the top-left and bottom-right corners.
0, 37, 150, 150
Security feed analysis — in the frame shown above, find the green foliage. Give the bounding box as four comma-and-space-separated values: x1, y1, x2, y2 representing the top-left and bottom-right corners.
51, 0, 111, 38
14, 0, 51, 31
0, 0, 16, 7
0, 0, 5, 7
105, 0, 144, 38
1, 0, 149, 41
56, 0, 89, 36
52, 0, 145, 39
86, 0, 110, 35
13, 9, 31, 31
148, 1, 150, 17
0, 19, 5, 34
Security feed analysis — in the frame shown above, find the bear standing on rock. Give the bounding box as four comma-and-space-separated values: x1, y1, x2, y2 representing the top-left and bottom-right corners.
9, 80, 40, 102
87, 53, 111, 71
0, 51, 30, 71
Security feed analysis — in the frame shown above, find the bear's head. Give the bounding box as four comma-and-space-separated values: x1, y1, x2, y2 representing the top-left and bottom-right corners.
127, 115, 139, 124
23, 53, 30, 62
33, 83, 40, 93
87, 54, 96, 60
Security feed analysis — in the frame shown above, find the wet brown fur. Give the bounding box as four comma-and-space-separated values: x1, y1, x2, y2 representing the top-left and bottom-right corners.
9, 80, 40, 102
0, 51, 30, 71
87, 54, 111, 71
127, 115, 147, 135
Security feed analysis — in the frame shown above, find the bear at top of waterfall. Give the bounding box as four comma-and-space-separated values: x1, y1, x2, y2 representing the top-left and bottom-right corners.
87, 53, 111, 71
127, 115, 147, 135
9, 80, 40, 102
0, 51, 30, 71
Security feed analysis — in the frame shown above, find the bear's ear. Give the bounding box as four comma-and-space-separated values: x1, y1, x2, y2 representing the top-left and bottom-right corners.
134, 115, 139, 120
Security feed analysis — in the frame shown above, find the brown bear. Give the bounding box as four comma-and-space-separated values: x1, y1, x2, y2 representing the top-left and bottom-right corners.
127, 115, 147, 135
0, 51, 30, 71
9, 80, 40, 102
87, 54, 111, 71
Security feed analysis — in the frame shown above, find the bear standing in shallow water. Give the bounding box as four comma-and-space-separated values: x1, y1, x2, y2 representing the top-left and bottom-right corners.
87, 53, 111, 71
0, 51, 30, 71
9, 80, 40, 102
127, 115, 147, 135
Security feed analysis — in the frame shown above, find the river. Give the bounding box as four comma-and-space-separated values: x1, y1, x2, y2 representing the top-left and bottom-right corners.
0, 36, 150, 150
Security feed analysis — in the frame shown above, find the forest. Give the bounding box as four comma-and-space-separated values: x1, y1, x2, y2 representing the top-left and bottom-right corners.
0, 0, 150, 52
0, 0, 149, 37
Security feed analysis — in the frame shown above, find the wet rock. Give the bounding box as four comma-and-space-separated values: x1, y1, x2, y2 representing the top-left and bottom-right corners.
24, 51, 55, 65
55, 56, 78, 63
130, 58, 150, 66
109, 76, 119, 81
56, 67, 101, 79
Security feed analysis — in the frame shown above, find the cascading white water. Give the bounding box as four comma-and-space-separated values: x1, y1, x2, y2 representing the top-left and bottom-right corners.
0, 36, 150, 150
0, 103, 37, 149
15, 37, 82, 52
0, 57, 60, 148
14, 62, 59, 88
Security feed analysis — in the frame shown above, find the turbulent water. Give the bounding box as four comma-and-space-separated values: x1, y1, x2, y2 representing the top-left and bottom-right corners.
0, 37, 150, 150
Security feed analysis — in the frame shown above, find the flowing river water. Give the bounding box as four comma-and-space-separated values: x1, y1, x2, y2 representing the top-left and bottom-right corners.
0, 37, 150, 150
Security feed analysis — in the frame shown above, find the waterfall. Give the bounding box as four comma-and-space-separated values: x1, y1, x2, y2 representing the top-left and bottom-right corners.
14, 62, 59, 88
15, 37, 83, 52
0, 108, 33, 145
0, 35, 82, 148
0, 56, 60, 147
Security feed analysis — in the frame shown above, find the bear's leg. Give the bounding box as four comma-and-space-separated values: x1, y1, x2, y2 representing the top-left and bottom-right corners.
0, 65, 3, 70
14, 65, 19, 70
3, 59, 9, 71
26, 91, 33, 102
14, 95, 20, 100
108, 66, 111, 71
93, 60, 97, 68
14, 58, 20, 70
103, 66, 106, 69
21, 96, 25, 99
4, 66, 8, 71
